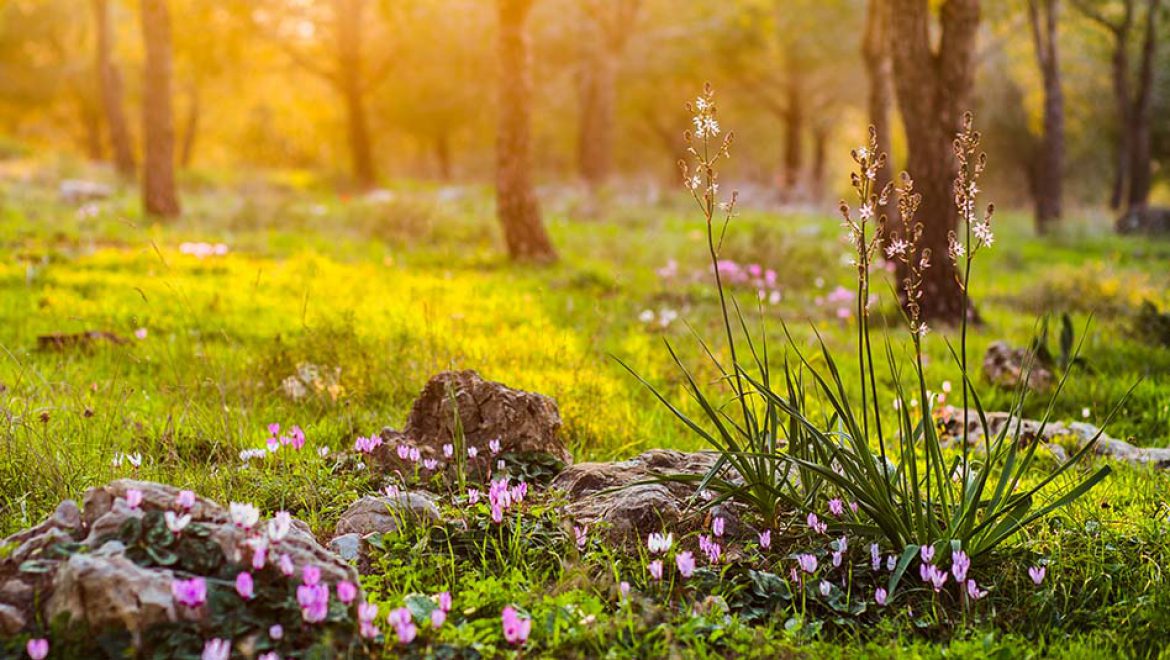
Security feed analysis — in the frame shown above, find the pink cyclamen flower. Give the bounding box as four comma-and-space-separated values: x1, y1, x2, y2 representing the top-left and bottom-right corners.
134, 327, 148, 340
676, 551, 696, 578
165, 511, 191, 534
337, 581, 358, 605
796, 554, 818, 574
279, 553, 294, 576
468, 446, 479, 459
648, 559, 664, 580
431, 609, 447, 628
423, 458, 439, 471
303, 565, 321, 586
951, 550, 971, 583
388, 607, 416, 644
408, 447, 420, 463
125, 488, 143, 509
468, 488, 480, 505
202, 638, 230, 660
26, 639, 49, 660
443, 443, 454, 458
849, 501, 859, 513
921, 564, 948, 591
267, 511, 292, 542
875, 587, 888, 606
832, 551, 843, 568
269, 624, 283, 639
297, 583, 329, 623
574, 525, 588, 550
491, 505, 503, 524
396, 444, 410, 460
172, 577, 207, 608
828, 498, 844, 517
250, 541, 268, 570
619, 581, 631, 599
177, 490, 196, 511
819, 581, 832, 597
920, 545, 935, 564
358, 603, 380, 638
647, 532, 672, 554
438, 591, 452, 611
712, 516, 725, 537
267, 423, 281, 436
289, 425, 305, 450
759, 529, 771, 550
235, 572, 254, 600
501, 606, 532, 646
807, 512, 827, 534
967, 579, 989, 600
1029, 566, 1046, 585
258, 653, 279, 660
489, 439, 502, 454
870, 543, 881, 571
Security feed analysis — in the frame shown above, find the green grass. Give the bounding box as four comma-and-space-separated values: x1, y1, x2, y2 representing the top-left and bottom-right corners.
1, 169, 1169, 657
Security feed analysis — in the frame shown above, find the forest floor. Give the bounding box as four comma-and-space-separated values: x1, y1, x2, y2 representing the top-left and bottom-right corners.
2, 167, 1170, 657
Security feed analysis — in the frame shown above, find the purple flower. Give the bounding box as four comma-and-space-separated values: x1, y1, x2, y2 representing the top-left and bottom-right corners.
819, 581, 832, 597
269, 624, 283, 640
358, 603, 380, 638
647, 532, 673, 554
443, 443, 454, 458
951, 550, 970, 583
125, 488, 144, 510
423, 458, 439, 471
828, 498, 844, 517
235, 572, 254, 600
921, 564, 948, 591
759, 529, 771, 550
920, 545, 935, 564
279, 553, 294, 576
172, 577, 207, 608
619, 581, 630, 599
437, 591, 452, 612
875, 587, 888, 606
176, 490, 196, 511
807, 512, 827, 534
712, 516, 725, 537
297, 583, 329, 623
648, 559, 664, 580
966, 579, 988, 600
303, 565, 321, 586
489, 438, 502, 454
431, 608, 447, 628
676, 551, 696, 578
202, 638, 230, 660
468, 488, 480, 505
337, 581, 358, 605
490, 505, 503, 524
1029, 565, 1046, 585
501, 606, 531, 645
574, 525, 588, 550
408, 447, 420, 463
267, 423, 280, 436
396, 444, 410, 460
849, 501, 860, 513
26, 639, 49, 660
289, 425, 306, 450
832, 551, 843, 568
796, 553, 818, 574
870, 543, 881, 571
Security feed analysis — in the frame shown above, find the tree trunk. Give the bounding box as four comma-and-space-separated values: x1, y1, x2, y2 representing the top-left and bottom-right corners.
862, 0, 894, 197
1126, 0, 1160, 213
179, 81, 199, 168
810, 123, 829, 200
781, 49, 805, 200
435, 132, 453, 181
140, 0, 180, 217
889, 0, 980, 324
94, 0, 136, 180
1028, 0, 1065, 233
576, 13, 617, 191
1107, 7, 1134, 210
335, 0, 376, 189
496, 0, 557, 262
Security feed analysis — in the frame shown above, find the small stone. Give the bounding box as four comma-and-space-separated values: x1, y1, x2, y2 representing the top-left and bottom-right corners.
329, 533, 362, 562
335, 493, 441, 536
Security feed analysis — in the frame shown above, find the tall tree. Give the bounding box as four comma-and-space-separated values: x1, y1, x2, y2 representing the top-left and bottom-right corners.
93, 0, 136, 179
252, 0, 391, 189
496, 0, 557, 262
577, 0, 641, 193
1072, 0, 1163, 215
1027, 0, 1065, 233
862, 0, 894, 198
140, 0, 180, 217
889, 0, 981, 323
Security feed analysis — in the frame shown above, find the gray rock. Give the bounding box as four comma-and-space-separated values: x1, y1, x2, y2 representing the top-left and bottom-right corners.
0, 603, 25, 636
335, 493, 441, 536
329, 533, 362, 562
379, 370, 571, 468
552, 449, 749, 545
983, 341, 1053, 391
45, 553, 182, 639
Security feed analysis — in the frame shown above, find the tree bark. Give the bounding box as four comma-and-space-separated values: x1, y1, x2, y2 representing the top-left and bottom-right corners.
1028, 0, 1065, 233
781, 47, 805, 200
1126, 0, 1160, 213
862, 0, 894, 197
496, 0, 557, 262
889, 0, 981, 324
140, 0, 180, 217
335, 0, 376, 189
811, 122, 829, 200
94, 0, 136, 180
576, 0, 638, 193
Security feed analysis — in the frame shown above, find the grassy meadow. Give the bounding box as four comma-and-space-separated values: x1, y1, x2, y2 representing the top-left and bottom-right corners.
3, 164, 1170, 656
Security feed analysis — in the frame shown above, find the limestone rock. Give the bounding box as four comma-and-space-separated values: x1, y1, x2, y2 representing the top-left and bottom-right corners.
335, 493, 441, 537
983, 341, 1053, 391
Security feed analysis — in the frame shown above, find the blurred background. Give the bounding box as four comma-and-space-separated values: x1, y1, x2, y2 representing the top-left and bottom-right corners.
0, 0, 1165, 217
